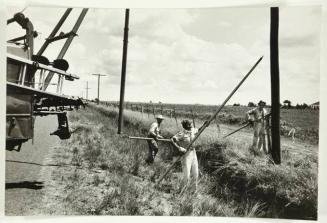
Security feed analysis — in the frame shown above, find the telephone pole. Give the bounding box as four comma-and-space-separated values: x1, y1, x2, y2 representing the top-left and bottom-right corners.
270, 7, 281, 164
118, 9, 130, 134
85, 81, 90, 100
92, 74, 106, 104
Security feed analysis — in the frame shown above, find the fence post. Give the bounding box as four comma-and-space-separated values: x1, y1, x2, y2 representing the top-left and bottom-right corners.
147, 104, 150, 119
191, 108, 196, 128
173, 108, 179, 129
215, 116, 221, 137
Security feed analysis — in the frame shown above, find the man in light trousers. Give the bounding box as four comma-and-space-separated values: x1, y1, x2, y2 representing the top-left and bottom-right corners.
247, 100, 268, 153
171, 120, 199, 193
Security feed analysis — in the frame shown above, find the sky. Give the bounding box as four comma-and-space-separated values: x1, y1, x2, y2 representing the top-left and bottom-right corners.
6, 5, 321, 105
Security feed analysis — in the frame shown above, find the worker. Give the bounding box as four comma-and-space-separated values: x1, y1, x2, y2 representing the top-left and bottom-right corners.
146, 114, 164, 164
247, 100, 268, 153
171, 119, 201, 193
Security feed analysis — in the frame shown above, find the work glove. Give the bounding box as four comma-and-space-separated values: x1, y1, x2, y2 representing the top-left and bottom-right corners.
156, 135, 164, 140
179, 147, 187, 153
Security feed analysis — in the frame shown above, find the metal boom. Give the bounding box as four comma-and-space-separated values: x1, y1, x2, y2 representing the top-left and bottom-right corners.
43, 8, 88, 90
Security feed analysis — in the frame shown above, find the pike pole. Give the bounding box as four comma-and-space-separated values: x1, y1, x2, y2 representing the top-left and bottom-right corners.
129, 136, 171, 142
223, 122, 251, 138
156, 56, 263, 186
222, 113, 271, 138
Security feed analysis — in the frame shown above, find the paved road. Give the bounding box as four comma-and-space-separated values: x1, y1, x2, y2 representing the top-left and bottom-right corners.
5, 115, 60, 215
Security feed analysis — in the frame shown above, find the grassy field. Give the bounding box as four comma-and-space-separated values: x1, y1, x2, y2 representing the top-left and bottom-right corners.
44, 103, 318, 219
105, 101, 319, 144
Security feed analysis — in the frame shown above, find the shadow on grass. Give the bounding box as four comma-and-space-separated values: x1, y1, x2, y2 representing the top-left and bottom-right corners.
6, 181, 44, 190
6, 160, 70, 167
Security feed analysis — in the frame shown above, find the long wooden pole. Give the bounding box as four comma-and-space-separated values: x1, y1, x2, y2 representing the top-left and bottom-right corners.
156, 56, 263, 185
270, 7, 281, 164
223, 113, 271, 138
129, 136, 171, 142
118, 9, 130, 134
92, 74, 106, 104
223, 123, 251, 138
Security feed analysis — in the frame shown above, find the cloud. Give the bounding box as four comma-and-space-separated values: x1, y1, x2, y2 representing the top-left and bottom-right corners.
6, 6, 321, 105
218, 21, 231, 27
280, 35, 316, 48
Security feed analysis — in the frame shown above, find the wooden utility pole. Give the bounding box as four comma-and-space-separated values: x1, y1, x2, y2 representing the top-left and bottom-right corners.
92, 74, 106, 104
118, 9, 130, 134
270, 7, 281, 164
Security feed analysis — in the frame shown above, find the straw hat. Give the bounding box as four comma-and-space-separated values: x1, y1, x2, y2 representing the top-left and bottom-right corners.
155, 114, 164, 120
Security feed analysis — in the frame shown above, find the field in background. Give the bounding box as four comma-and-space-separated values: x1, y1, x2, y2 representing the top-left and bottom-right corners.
42, 103, 318, 219
102, 101, 319, 144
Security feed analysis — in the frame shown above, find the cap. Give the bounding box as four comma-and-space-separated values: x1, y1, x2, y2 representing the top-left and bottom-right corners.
258, 100, 266, 106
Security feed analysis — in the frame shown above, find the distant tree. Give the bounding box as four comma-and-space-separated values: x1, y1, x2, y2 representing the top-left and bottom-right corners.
248, 102, 255, 107
283, 100, 292, 108
233, 103, 240, 106
298, 103, 309, 109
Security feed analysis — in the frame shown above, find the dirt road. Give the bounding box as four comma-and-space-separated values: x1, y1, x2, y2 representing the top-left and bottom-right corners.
218, 123, 318, 156
5, 115, 60, 215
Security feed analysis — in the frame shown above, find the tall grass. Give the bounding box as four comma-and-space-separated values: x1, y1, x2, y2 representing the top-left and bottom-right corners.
53, 103, 317, 219
95, 103, 318, 219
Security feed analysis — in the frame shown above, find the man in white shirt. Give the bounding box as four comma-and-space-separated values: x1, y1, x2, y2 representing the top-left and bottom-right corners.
247, 100, 268, 153
146, 115, 164, 164
171, 119, 200, 193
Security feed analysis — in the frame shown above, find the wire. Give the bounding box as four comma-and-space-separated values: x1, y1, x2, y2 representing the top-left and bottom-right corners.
20, 6, 27, 13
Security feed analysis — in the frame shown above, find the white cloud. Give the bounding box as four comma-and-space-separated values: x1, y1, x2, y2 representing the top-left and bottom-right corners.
6, 6, 321, 104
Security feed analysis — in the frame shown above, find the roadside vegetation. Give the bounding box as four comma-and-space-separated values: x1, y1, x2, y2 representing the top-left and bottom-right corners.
48, 103, 318, 219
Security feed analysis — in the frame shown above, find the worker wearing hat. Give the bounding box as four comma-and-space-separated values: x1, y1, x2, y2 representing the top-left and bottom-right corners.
146, 114, 165, 164
247, 100, 269, 153
171, 119, 200, 193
